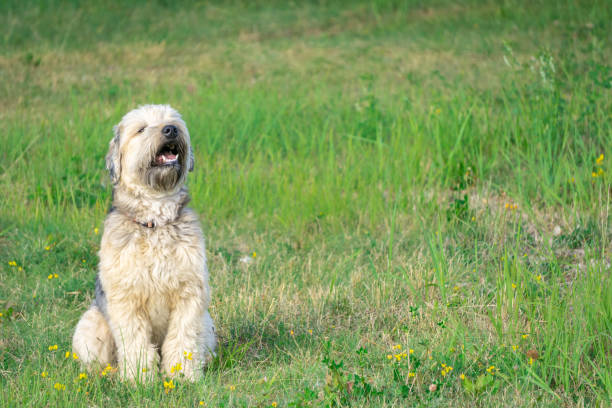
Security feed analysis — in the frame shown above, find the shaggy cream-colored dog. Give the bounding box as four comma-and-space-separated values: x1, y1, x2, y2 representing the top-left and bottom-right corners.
72, 105, 215, 382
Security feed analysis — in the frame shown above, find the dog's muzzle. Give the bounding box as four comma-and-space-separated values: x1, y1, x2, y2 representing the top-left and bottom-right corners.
144, 128, 188, 191
154, 141, 180, 166
153, 127, 183, 167
162, 125, 178, 139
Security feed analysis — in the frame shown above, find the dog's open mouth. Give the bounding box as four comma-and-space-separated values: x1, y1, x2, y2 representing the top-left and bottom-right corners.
154, 143, 179, 166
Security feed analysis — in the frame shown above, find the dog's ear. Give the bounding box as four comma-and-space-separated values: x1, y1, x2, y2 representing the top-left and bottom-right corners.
188, 146, 195, 172
106, 126, 121, 184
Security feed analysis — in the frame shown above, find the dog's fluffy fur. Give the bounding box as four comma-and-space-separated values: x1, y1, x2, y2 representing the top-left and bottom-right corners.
72, 105, 215, 381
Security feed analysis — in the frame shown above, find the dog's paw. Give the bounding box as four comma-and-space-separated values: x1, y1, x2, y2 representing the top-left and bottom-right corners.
118, 359, 158, 383
163, 357, 202, 382
119, 368, 157, 384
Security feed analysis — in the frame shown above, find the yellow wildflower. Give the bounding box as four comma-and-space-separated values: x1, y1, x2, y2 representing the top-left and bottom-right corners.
393, 344, 402, 350
53, 382, 65, 391
271, 403, 277, 408
73, 353, 78, 360
409, 349, 414, 354
45, 246, 50, 251
65, 351, 70, 358
512, 345, 519, 351
48, 344, 58, 351
48, 274, 53, 280
308, 329, 313, 335
94, 227, 99, 235
163, 380, 175, 393
460, 373, 465, 380
78, 373, 87, 380
41, 371, 48, 378
408, 372, 415, 378
290, 330, 294, 336
184, 351, 193, 360
596, 154, 604, 165
101, 364, 113, 376
229, 385, 236, 391
199, 402, 205, 406
252, 252, 257, 258
522, 334, 529, 339
528, 357, 534, 365
170, 363, 182, 374
387, 354, 392, 360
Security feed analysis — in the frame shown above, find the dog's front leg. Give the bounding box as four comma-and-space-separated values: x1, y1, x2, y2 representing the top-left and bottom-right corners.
106, 299, 158, 382
161, 296, 206, 381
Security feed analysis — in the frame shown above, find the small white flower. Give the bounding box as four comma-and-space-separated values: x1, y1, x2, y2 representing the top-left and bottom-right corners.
239, 256, 253, 264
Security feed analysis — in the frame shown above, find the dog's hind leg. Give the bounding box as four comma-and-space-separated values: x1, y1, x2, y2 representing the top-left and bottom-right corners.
73, 305, 115, 367
200, 310, 217, 361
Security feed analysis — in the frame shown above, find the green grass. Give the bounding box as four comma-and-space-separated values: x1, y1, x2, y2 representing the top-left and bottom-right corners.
1, 0, 611, 406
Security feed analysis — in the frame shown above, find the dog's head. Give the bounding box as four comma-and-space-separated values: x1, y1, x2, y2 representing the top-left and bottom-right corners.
106, 105, 194, 192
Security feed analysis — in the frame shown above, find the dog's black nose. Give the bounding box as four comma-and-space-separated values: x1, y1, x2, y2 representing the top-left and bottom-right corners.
162, 125, 178, 139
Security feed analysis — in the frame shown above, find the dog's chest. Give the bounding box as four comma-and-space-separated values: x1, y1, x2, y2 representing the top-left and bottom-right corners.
137, 227, 203, 290
102, 221, 206, 299
142, 230, 189, 280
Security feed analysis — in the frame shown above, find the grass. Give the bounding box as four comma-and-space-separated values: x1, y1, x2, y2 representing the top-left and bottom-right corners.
0, 0, 611, 406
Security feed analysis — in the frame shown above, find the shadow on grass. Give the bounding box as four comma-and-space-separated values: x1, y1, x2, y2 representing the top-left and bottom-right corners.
208, 317, 320, 372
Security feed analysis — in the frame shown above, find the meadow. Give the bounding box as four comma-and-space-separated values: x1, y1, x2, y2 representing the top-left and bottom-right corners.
0, 0, 610, 406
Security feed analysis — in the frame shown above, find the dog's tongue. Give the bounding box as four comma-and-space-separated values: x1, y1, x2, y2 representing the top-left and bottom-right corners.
155, 152, 178, 164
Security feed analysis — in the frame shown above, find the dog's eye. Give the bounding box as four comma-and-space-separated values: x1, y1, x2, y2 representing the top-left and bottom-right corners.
137, 126, 146, 133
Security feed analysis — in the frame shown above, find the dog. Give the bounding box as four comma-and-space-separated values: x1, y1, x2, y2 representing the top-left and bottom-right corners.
72, 104, 216, 382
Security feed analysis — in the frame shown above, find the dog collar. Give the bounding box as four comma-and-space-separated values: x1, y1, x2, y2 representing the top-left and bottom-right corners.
135, 220, 155, 229
108, 205, 179, 230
